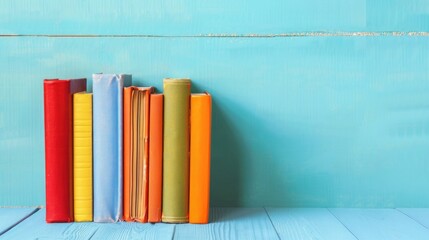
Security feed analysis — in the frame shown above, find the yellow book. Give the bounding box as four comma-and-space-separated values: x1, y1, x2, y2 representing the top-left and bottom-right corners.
73, 92, 93, 222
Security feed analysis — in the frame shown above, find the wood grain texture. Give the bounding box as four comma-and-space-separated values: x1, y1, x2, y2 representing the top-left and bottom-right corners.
330, 208, 429, 240
0, 208, 38, 235
1, 36, 429, 207
397, 208, 429, 229
0, 0, 428, 35
1, 208, 174, 240
4, 208, 429, 239
266, 208, 357, 240
1, 209, 98, 240
88, 221, 174, 240
174, 208, 279, 240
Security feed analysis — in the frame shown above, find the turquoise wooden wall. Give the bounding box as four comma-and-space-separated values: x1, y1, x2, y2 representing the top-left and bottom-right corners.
1, 0, 428, 207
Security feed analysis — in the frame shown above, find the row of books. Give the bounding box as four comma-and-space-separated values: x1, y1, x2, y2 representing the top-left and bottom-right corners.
44, 74, 211, 224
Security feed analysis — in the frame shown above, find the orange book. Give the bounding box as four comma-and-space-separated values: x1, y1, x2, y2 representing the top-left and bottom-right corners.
189, 92, 212, 224
123, 86, 152, 222
123, 87, 132, 222
148, 94, 164, 222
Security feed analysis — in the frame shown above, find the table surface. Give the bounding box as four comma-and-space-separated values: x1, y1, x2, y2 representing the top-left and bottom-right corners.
1, 207, 429, 239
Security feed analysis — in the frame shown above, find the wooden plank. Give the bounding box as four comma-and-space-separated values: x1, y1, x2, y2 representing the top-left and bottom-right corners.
174, 208, 279, 240
330, 208, 429, 240
0, 0, 428, 35
0, 208, 38, 235
1, 36, 429, 208
266, 208, 357, 240
1, 209, 98, 240
1, 208, 174, 240
397, 208, 429, 229
366, 0, 429, 32
89, 222, 174, 240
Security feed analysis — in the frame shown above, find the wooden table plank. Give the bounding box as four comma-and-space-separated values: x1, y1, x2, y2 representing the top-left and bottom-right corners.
397, 208, 429, 229
174, 208, 279, 240
1, 208, 98, 240
266, 208, 357, 240
4, 208, 429, 240
0, 207, 38, 235
1, 208, 174, 240
330, 208, 429, 240
89, 222, 175, 240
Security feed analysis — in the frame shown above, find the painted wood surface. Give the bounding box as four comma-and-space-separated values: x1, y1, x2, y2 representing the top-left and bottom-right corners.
1, 209, 98, 240
397, 208, 429, 229
1, 36, 429, 207
1, 208, 175, 240
4, 208, 429, 239
1, 1, 429, 35
330, 208, 429, 240
88, 221, 174, 240
0, 208, 38, 235
266, 208, 357, 240
174, 208, 279, 240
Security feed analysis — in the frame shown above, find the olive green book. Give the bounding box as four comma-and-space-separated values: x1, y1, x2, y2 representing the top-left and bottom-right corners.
162, 78, 191, 223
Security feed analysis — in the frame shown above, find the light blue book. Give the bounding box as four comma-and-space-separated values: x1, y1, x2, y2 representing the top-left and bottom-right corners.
93, 74, 132, 222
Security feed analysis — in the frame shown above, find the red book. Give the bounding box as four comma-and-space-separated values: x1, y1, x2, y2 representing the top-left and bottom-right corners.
44, 78, 86, 223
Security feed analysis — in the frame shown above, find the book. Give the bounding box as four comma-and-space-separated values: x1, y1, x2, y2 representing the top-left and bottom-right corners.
73, 92, 93, 222
93, 74, 132, 222
148, 94, 164, 223
162, 78, 191, 223
123, 87, 132, 222
44, 78, 86, 223
189, 93, 212, 224
123, 86, 152, 222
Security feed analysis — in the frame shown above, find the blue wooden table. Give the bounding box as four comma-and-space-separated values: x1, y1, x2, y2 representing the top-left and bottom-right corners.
2, 207, 429, 239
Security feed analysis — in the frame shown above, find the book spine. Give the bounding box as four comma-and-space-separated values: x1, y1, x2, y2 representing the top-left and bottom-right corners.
93, 74, 132, 222
189, 93, 212, 224
162, 79, 191, 223
148, 94, 163, 223
44, 78, 86, 223
73, 92, 93, 222
123, 87, 132, 222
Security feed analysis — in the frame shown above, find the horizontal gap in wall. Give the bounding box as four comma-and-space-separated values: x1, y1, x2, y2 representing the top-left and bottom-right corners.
0, 32, 429, 38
